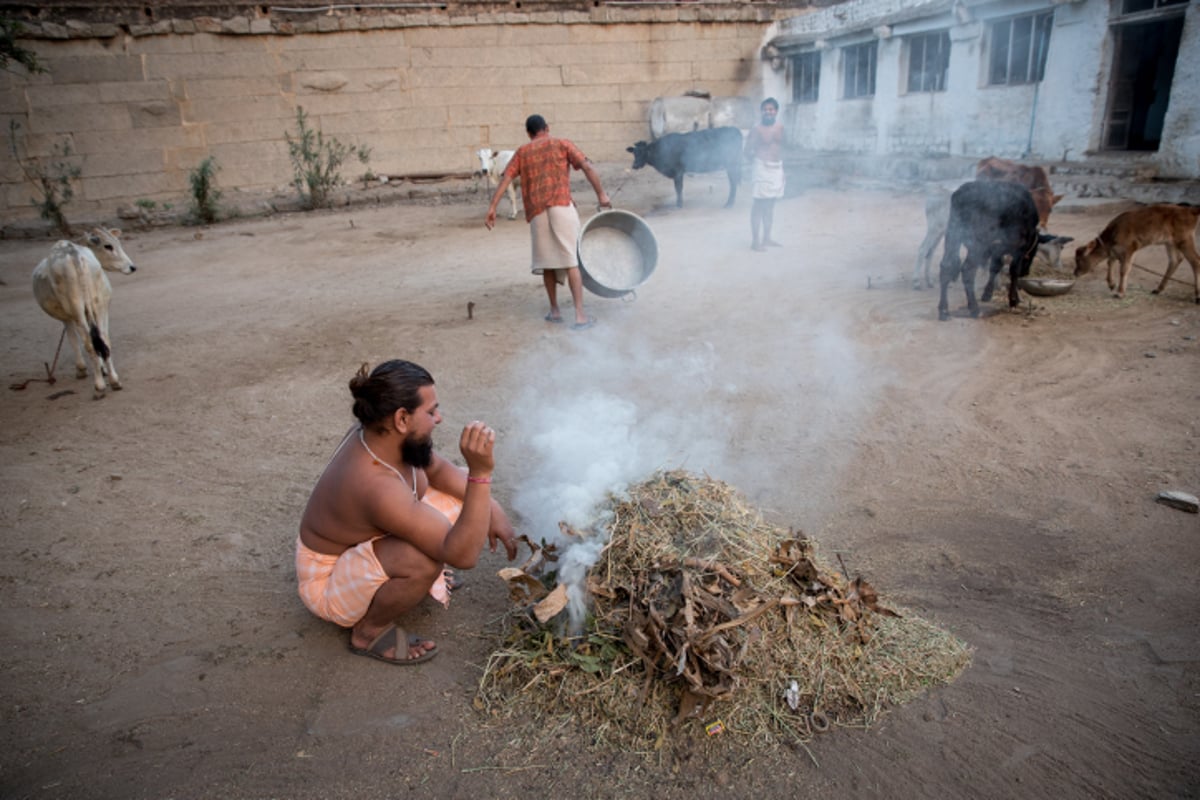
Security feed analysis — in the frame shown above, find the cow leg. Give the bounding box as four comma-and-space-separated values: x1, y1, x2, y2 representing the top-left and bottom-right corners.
961, 257, 981, 318
1115, 253, 1135, 298
63, 323, 89, 379
913, 225, 944, 290
724, 167, 738, 208
98, 314, 120, 391
1167, 239, 1200, 304
1105, 255, 1119, 292
71, 320, 107, 399
937, 246, 961, 321
1008, 255, 1028, 308
673, 175, 684, 208
980, 259, 999, 303
506, 184, 519, 220
1152, 244, 1181, 296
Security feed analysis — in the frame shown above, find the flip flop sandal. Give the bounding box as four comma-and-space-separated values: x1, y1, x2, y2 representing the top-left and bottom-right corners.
544, 312, 564, 323
348, 624, 438, 666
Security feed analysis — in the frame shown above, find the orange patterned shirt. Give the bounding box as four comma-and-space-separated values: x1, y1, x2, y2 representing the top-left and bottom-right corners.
502, 135, 590, 222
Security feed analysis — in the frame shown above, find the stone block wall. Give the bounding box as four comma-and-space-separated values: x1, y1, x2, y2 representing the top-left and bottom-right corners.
1, 4, 799, 222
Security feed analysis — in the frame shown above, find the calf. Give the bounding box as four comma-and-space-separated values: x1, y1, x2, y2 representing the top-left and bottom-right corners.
32, 228, 136, 399
626, 126, 743, 208
975, 156, 1063, 229
938, 181, 1040, 321
476, 148, 519, 219
913, 187, 1072, 290
1073, 203, 1200, 302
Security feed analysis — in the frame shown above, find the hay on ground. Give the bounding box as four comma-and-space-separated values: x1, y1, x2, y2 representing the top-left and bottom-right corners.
478, 470, 971, 748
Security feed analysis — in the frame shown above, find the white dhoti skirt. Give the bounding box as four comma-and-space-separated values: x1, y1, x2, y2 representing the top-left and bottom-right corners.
752, 159, 785, 200
530, 204, 581, 285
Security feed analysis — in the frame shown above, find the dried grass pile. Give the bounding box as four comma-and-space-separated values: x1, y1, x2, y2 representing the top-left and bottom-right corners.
478, 470, 970, 749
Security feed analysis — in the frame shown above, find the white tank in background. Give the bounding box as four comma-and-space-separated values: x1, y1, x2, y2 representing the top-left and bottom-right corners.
648, 94, 756, 139
709, 95, 757, 131
648, 95, 712, 139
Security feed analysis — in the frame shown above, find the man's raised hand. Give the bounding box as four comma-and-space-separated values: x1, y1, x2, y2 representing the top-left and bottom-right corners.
459, 421, 495, 478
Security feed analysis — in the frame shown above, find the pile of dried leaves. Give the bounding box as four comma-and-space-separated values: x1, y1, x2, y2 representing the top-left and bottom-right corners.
478, 470, 971, 749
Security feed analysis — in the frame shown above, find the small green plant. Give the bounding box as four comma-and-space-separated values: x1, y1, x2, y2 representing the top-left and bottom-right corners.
9, 119, 80, 235
187, 156, 221, 224
1, 15, 46, 75
135, 198, 157, 211
285, 106, 371, 210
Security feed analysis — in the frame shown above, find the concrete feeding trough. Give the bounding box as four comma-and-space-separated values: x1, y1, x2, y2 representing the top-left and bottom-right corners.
577, 210, 659, 299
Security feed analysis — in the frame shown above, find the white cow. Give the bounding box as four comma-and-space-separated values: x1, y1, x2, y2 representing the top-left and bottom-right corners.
32, 228, 136, 399
476, 148, 520, 220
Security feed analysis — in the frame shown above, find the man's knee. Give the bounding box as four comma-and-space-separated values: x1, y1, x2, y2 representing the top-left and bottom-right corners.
372, 537, 441, 583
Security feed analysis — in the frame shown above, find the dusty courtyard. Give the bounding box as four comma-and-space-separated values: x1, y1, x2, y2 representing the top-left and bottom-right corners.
1, 164, 1198, 799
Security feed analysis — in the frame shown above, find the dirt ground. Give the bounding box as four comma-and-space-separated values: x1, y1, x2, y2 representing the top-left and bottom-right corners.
1, 164, 1198, 800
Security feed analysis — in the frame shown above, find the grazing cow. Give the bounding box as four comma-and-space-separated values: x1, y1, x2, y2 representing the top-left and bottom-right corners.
975, 156, 1064, 229
476, 148, 519, 219
32, 228, 136, 399
938, 180, 1040, 321
913, 187, 1072, 290
626, 126, 743, 208
1073, 203, 1200, 302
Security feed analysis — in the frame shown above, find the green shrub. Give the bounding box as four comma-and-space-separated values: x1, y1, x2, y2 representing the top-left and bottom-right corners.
9, 120, 80, 235
188, 156, 221, 224
285, 107, 371, 210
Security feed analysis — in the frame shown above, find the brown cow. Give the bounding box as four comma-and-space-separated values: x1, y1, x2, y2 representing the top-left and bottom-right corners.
975, 156, 1064, 229
1073, 203, 1200, 303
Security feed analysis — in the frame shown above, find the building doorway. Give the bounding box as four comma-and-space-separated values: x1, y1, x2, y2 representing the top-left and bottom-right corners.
1102, 11, 1184, 151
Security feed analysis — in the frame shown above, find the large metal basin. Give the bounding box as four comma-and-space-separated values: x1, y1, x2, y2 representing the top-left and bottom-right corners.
577, 210, 659, 299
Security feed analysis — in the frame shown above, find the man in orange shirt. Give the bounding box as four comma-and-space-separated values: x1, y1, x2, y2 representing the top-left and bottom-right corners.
485, 114, 611, 330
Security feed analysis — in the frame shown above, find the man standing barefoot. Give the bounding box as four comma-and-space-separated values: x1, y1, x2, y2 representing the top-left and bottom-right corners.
745, 98, 786, 252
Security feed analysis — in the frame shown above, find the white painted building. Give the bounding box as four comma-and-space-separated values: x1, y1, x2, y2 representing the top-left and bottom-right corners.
759, 0, 1200, 178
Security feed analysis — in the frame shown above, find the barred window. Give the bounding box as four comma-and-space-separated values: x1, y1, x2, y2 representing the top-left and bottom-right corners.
792, 51, 821, 104
1120, 0, 1188, 11
988, 12, 1053, 86
906, 31, 950, 93
842, 41, 877, 99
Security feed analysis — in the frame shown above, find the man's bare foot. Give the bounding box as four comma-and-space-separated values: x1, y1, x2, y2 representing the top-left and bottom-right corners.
765, 239, 783, 247
752, 243, 766, 252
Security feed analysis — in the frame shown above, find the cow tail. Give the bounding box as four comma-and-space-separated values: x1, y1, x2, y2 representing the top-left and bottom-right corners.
89, 323, 111, 360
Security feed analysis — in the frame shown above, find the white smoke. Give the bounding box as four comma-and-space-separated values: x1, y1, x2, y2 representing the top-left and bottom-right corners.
504, 310, 887, 634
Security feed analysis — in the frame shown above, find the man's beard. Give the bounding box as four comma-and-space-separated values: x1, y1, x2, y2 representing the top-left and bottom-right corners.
401, 435, 434, 469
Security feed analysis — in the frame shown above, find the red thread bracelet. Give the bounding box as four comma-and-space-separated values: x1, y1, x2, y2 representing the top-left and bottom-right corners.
467, 475, 492, 484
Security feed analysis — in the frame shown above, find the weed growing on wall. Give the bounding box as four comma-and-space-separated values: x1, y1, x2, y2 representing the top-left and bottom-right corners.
9, 120, 80, 235
188, 156, 222, 224
1, 15, 45, 75
285, 107, 372, 210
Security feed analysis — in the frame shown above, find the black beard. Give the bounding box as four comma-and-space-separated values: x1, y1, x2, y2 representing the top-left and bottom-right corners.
402, 436, 434, 469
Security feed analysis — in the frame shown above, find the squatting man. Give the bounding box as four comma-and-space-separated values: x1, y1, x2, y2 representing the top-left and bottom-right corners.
296, 360, 518, 664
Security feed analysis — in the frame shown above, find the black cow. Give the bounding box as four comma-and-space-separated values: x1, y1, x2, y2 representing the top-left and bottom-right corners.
938, 180, 1040, 321
626, 127, 743, 208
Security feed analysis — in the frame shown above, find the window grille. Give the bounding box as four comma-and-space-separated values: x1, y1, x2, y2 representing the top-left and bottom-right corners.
1120, 0, 1187, 12
843, 41, 877, 99
906, 30, 950, 93
792, 51, 821, 103
988, 11, 1053, 86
